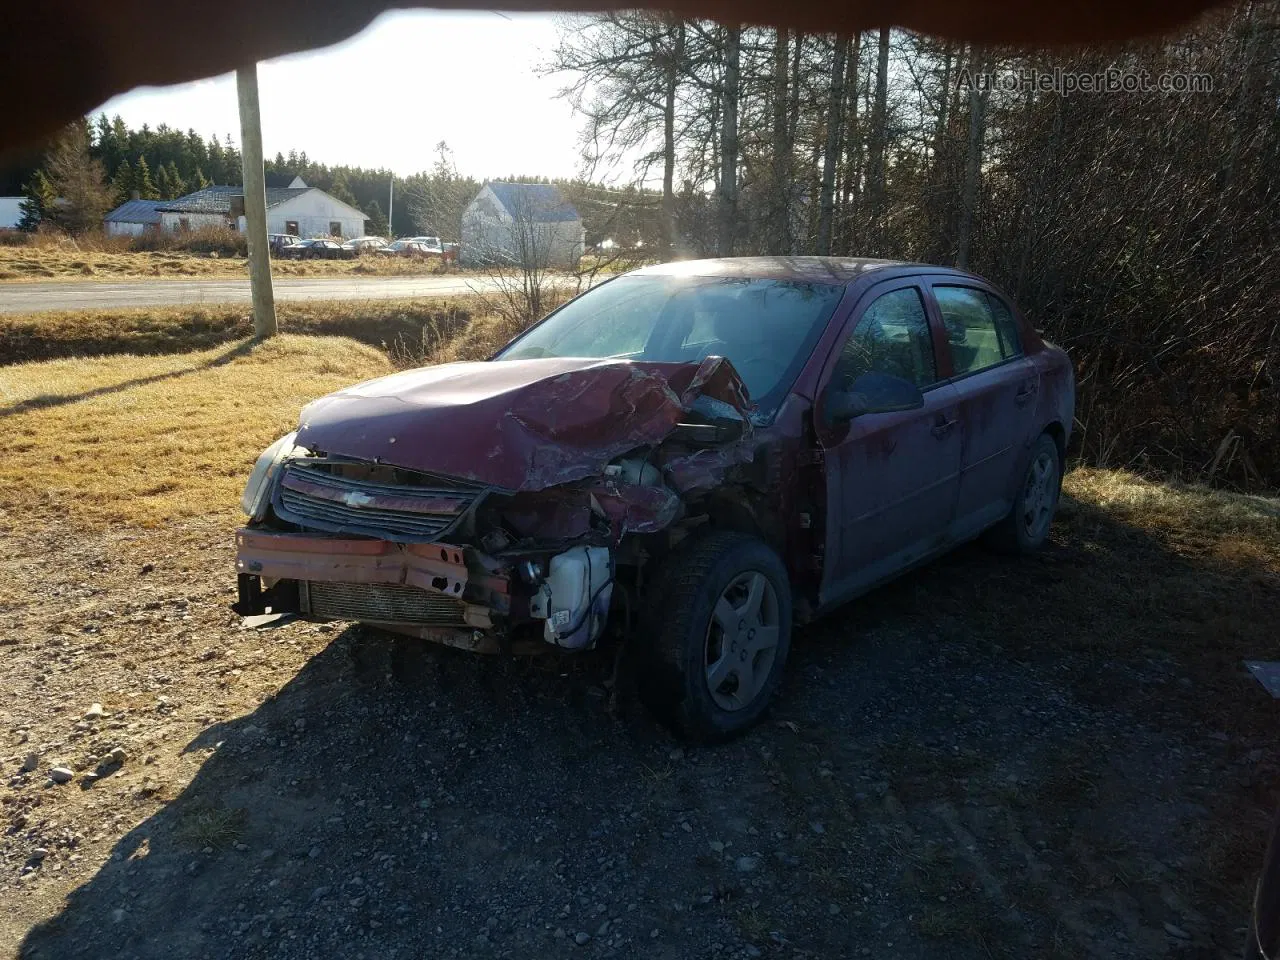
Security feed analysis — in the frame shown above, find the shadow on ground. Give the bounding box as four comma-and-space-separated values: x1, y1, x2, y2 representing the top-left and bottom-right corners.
0, 340, 256, 418
18, 493, 1280, 960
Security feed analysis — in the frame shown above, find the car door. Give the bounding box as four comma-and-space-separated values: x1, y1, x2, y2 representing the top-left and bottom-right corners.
928, 283, 1040, 539
816, 280, 963, 607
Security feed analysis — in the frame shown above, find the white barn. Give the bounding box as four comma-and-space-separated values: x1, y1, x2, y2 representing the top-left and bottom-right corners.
149, 178, 368, 237
0, 197, 23, 230
460, 183, 584, 270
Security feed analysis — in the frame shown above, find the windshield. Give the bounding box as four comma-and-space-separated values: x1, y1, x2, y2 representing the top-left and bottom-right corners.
495, 275, 845, 416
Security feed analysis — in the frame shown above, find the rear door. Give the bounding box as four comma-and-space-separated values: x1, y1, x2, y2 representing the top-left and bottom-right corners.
927, 283, 1039, 538
816, 280, 963, 607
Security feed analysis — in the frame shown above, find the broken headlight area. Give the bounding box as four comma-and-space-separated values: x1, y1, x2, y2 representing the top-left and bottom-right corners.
240, 431, 307, 521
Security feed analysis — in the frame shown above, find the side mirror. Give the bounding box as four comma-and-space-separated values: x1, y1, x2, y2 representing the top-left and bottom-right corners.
824, 371, 925, 424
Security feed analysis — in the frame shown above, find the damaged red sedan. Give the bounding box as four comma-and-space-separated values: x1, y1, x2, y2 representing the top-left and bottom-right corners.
234, 257, 1074, 740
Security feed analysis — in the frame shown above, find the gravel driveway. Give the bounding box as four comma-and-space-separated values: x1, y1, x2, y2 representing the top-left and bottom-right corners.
2, 493, 1275, 960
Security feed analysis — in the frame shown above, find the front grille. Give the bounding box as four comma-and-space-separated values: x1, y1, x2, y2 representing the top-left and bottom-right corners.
274, 460, 483, 541
303, 581, 468, 626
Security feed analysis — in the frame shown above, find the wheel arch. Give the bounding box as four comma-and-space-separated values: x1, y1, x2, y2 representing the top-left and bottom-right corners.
1042, 420, 1068, 481
701, 488, 788, 557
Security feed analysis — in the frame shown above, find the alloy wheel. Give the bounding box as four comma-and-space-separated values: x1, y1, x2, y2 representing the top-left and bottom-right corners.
1021, 449, 1058, 540
704, 571, 781, 712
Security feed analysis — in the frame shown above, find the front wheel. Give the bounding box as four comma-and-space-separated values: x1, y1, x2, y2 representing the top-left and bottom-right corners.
637, 531, 792, 743
986, 432, 1061, 554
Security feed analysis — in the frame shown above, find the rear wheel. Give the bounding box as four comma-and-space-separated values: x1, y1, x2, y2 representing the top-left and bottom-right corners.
637, 531, 792, 743
986, 432, 1061, 554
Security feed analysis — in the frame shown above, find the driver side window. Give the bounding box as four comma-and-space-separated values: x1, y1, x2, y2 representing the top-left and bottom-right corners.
833, 287, 937, 390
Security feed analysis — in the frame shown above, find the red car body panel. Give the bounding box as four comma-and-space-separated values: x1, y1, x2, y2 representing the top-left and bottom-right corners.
295, 354, 753, 493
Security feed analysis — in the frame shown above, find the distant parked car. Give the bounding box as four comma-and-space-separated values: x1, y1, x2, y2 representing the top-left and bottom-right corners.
405, 236, 444, 253
388, 236, 456, 261
268, 234, 302, 256
341, 236, 387, 256
375, 239, 436, 258
280, 238, 347, 260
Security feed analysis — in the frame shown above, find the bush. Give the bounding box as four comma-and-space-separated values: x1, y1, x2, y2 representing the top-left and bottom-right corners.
131, 226, 246, 257
0, 230, 32, 247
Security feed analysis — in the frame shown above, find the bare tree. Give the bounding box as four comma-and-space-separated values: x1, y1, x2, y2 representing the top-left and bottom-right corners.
660, 20, 686, 258
863, 27, 891, 248
468, 188, 581, 334
816, 35, 850, 255
955, 49, 989, 269
716, 23, 741, 256
44, 120, 112, 236
769, 28, 792, 254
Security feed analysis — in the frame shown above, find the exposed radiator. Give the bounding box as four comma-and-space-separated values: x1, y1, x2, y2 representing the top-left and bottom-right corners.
302, 581, 468, 626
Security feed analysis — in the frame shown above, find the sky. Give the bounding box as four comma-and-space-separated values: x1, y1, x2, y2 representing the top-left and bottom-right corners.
94, 11, 588, 181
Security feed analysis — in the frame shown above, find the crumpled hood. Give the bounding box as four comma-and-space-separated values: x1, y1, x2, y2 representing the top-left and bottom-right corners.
295, 355, 752, 491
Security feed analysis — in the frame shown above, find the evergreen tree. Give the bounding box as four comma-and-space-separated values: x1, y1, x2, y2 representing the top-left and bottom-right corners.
366, 199, 389, 237
17, 170, 56, 231
207, 137, 226, 184
165, 161, 187, 198
191, 166, 210, 190
134, 156, 158, 199
155, 164, 174, 200
110, 159, 134, 205
329, 171, 358, 206
44, 120, 113, 235
223, 134, 242, 185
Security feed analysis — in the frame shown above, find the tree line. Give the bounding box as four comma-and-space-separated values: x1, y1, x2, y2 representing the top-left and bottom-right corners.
549, 7, 1280, 487
8, 114, 676, 255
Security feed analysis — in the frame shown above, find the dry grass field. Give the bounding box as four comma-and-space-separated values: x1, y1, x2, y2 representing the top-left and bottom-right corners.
0, 244, 466, 283
0, 306, 1276, 959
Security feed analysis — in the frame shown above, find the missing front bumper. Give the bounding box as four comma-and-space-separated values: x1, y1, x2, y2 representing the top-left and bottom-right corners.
233, 527, 613, 652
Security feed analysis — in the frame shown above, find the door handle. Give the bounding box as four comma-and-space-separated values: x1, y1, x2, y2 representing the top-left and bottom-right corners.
931, 417, 957, 439
1015, 382, 1038, 406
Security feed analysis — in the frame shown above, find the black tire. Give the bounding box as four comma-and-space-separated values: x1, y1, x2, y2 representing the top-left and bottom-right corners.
985, 431, 1061, 554
637, 530, 792, 743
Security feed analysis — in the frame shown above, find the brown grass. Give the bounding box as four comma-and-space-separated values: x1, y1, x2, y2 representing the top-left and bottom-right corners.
0, 299, 550, 533
0, 243, 473, 283
0, 335, 392, 532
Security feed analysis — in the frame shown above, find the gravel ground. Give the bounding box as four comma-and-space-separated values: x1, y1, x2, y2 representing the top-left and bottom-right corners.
1, 500, 1275, 960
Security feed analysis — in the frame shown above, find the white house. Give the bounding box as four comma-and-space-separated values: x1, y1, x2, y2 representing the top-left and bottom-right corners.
103, 199, 165, 236
150, 179, 368, 237
0, 197, 24, 230
460, 183, 584, 269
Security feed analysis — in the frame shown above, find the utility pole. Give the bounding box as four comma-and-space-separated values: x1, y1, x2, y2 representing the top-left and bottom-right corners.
388, 176, 395, 239
237, 63, 277, 338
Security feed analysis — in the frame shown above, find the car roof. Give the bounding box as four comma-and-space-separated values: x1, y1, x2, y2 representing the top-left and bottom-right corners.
629, 256, 989, 285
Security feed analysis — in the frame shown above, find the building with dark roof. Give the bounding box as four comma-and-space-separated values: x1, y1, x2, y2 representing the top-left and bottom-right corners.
101, 178, 370, 239
461, 182, 584, 269
103, 199, 165, 236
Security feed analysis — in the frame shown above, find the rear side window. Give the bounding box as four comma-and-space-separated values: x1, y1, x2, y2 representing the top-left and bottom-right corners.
934, 286, 1020, 376
985, 293, 1023, 358
833, 287, 938, 390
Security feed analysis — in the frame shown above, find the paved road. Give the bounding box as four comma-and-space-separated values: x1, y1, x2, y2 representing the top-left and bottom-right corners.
0, 276, 509, 314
